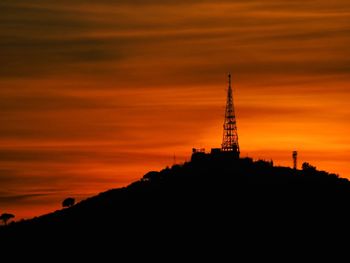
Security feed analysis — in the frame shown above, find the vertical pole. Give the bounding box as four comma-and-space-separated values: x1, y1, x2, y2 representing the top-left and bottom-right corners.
293, 151, 298, 170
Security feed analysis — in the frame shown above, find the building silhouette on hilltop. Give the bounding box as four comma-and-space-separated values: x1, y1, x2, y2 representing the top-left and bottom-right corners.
192, 74, 240, 160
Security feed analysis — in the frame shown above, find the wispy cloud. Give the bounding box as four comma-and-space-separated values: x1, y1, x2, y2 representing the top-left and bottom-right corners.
0, 193, 50, 203
1, 0, 349, 81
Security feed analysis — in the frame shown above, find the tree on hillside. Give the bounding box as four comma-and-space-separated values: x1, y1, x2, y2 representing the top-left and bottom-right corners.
302, 162, 316, 171
62, 197, 75, 208
0, 213, 15, 225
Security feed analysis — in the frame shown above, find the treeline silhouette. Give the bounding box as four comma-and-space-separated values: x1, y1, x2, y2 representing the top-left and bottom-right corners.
1, 156, 350, 253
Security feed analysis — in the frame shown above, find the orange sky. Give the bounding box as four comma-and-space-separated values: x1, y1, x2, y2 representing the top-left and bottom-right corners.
1, 0, 350, 219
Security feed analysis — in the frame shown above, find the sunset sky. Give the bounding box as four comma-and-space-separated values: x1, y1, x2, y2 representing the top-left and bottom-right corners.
1, 0, 350, 219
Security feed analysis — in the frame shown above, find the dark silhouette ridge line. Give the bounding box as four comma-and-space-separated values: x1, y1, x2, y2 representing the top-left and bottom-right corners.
0, 156, 348, 238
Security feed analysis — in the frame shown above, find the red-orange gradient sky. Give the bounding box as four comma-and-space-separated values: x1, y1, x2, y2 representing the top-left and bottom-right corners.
1, 0, 350, 219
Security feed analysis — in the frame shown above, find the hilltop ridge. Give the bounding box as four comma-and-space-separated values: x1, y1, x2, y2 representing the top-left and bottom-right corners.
1, 156, 350, 251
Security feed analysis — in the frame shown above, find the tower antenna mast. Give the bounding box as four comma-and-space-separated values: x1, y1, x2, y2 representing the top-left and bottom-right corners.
221, 74, 240, 157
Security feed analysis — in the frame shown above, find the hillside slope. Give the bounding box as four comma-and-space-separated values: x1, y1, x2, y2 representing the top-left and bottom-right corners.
1, 157, 350, 250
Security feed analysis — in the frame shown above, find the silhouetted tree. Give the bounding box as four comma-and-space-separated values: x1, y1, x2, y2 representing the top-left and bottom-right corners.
0, 213, 15, 225
302, 162, 316, 171
62, 197, 75, 208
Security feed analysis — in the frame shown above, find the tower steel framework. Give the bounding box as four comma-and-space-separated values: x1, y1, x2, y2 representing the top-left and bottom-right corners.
221, 74, 240, 156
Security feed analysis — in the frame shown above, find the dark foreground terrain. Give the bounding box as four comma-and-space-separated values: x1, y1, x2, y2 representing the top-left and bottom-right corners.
1, 155, 350, 255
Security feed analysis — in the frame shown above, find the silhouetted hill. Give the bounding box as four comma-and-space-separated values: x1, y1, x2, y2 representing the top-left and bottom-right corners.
1, 156, 350, 254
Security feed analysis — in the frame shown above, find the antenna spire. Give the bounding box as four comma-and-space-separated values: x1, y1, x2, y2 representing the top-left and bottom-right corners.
221, 73, 240, 156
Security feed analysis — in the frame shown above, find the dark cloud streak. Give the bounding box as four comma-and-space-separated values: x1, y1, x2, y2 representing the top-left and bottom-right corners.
1, 0, 349, 79
0, 194, 49, 203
